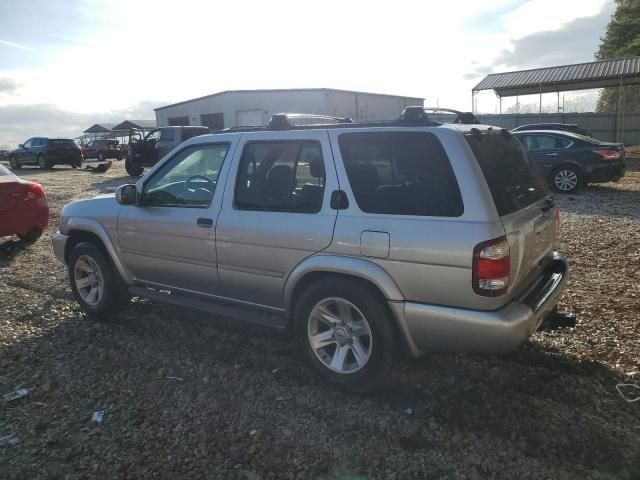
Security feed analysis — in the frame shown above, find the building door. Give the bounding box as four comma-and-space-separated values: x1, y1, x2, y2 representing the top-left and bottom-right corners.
201, 113, 224, 131
168, 116, 190, 126
236, 109, 263, 127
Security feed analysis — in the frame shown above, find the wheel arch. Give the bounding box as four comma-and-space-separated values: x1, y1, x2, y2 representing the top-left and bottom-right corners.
64, 223, 132, 284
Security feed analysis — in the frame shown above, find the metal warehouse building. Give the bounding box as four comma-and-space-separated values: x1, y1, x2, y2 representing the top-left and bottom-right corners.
154, 88, 424, 130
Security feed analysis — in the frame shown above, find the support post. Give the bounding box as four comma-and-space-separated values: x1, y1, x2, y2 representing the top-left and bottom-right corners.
539, 84, 542, 121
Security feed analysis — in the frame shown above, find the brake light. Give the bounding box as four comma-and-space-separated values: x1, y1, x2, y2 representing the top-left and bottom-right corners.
555, 207, 560, 240
21, 181, 45, 202
593, 149, 620, 160
473, 236, 510, 296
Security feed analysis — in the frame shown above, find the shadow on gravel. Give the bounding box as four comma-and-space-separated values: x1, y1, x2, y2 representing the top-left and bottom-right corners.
89, 175, 138, 194
2, 301, 639, 479
0, 238, 34, 266
556, 184, 640, 219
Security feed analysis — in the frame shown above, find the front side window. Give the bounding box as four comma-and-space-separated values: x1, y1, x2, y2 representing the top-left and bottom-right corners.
146, 129, 161, 142
235, 141, 326, 213
142, 143, 229, 207
160, 129, 175, 142
22, 139, 33, 148
338, 132, 463, 217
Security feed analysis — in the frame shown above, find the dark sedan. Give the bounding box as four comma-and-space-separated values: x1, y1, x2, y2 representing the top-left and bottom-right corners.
513, 130, 626, 193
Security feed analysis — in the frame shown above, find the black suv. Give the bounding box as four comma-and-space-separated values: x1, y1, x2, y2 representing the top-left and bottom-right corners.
9, 138, 83, 170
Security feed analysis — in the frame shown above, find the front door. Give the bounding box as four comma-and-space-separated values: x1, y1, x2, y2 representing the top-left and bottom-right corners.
17, 139, 33, 165
216, 130, 338, 309
117, 141, 234, 295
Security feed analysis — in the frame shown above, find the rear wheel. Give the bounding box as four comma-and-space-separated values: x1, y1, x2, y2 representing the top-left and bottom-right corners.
68, 242, 129, 318
9, 156, 20, 170
38, 154, 48, 169
294, 277, 398, 392
551, 166, 582, 193
18, 227, 43, 243
125, 157, 143, 176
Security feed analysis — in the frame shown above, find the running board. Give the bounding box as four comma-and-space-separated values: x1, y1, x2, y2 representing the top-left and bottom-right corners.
128, 286, 287, 330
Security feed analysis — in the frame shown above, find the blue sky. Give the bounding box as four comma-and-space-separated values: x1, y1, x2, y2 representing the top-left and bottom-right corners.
0, 0, 615, 147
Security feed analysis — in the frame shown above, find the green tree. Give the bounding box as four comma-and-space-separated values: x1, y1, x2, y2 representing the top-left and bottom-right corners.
596, 0, 640, 112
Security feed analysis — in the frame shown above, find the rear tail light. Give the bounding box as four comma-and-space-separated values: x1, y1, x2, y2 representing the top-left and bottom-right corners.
593, 149, 620, 160
472, 236, 510, 297
555, 207, 560, 240
21, 181, 45, 202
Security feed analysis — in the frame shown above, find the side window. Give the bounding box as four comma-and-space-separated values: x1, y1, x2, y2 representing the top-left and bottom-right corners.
142, 143, 230, 208
534, 135, 570, 150
160, 129, 175, 142
146, 129, 161, 142
23, 139, 33, 148
338, 131, 463, 217
235, 141, 326, 213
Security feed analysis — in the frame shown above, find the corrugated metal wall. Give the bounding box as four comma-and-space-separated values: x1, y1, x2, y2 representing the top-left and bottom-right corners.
473, 113, 640, 145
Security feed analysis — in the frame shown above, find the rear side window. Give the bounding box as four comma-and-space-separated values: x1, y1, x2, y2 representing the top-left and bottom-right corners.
466, 131, 548, 216
338, 132, 463, 217
160, 129, 175, 142
50, 139, 77, 147
235, 141, 326, 213
182, 128, 208, 141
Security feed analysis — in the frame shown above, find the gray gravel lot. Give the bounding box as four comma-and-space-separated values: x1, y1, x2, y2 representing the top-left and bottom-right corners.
1, 160, 639, 479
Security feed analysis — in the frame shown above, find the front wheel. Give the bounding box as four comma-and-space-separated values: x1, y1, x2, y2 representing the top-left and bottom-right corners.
38, 154, 49, 170
18, 227, 43, 243
68, 242, 129, 318
125, 157, 143, 176
294, 277, 398, 392
551, 166, 582, 193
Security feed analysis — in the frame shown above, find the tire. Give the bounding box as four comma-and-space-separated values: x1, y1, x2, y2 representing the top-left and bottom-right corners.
125, 157, 143, 176
97, 152, 105, 162
73, 158, 83, 169
68, 241, 129, 318
38, 154, 48, 170
293, 277, 398, 392
18, 227, 43, 243
9, 156, 20, 170
551, 166, 582, 194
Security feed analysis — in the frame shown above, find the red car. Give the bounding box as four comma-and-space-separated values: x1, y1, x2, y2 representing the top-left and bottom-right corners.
0, 163, 49, 242
82, 139, 122, 162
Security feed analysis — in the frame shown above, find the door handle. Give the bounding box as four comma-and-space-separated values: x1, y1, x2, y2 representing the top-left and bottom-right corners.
545, 153, 558, 156
197, 218, 213, 228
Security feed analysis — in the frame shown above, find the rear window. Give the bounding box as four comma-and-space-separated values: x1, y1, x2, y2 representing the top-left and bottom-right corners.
338, 131, 463, 217
466, 130, 548, 216
50, 139, 77, 147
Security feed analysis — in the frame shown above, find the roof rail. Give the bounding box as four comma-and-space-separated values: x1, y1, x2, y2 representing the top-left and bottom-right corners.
268, 113, 354, 128
423, 107, 480, 125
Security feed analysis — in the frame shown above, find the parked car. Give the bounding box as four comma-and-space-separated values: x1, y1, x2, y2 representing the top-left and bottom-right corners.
9, 137, 83, 170
125, 126, 209, 176
0, 163, 48, 241
513, 130, 626, 193
511, 123, 592, 137
53, 109, 568, 391
82, 138, 122, 162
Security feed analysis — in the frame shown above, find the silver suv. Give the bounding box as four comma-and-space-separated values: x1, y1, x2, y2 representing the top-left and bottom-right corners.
53, 109, 568, 391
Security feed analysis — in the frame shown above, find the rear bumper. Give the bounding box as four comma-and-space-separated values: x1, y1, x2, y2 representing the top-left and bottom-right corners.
587, 162, 626, 183
391, 252, 569, 357
52, 231, 70, 264
0, 201, 49, 237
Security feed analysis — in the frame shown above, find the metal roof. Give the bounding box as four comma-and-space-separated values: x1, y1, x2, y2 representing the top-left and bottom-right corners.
473, 57, 640, 97
111, 119, 156, 131
83, 123, 117, 133
155, 88, 424, 111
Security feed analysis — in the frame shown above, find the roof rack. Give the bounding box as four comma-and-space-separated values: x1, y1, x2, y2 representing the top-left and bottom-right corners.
423, 107, 480, 125
268, 113, 354, 128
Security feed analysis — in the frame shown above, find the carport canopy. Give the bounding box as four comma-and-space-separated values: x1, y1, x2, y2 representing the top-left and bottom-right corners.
83, 123, 117, 134
111, 120, 156, 131
473, 56, 640, 97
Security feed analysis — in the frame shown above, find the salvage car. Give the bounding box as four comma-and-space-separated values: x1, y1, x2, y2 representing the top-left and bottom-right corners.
0, 163, 48, 241
513, 130, 626, 193
82, 138, 122, 162
9, 137, 83, 170
53, 108, 568, 391
125, 126, 209, 176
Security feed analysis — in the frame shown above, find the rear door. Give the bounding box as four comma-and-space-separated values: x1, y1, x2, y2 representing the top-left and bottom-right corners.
216, 130, 338, 308
466, 131, 557, 297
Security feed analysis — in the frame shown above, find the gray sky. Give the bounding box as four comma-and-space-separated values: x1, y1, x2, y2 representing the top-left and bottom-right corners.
0, 0, 615, 147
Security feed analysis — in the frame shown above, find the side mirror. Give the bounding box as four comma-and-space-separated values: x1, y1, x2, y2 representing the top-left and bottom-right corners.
18, 144, 23, 149
115, 184, 138, 205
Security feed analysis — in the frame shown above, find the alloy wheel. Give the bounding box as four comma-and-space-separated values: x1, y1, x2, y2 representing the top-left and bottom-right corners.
307, 297, 373, 374
74, 255, 105, 306
554, 169, 578, 191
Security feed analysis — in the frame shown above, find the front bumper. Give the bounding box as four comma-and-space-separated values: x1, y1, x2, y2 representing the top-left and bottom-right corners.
52, 231, 70, 264
391, 252, 569, 357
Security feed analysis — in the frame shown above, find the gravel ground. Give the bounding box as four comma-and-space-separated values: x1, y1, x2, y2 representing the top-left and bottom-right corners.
1, 160, 639, 479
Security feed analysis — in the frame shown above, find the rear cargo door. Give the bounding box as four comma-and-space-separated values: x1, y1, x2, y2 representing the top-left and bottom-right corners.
466, 130, 557, 296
